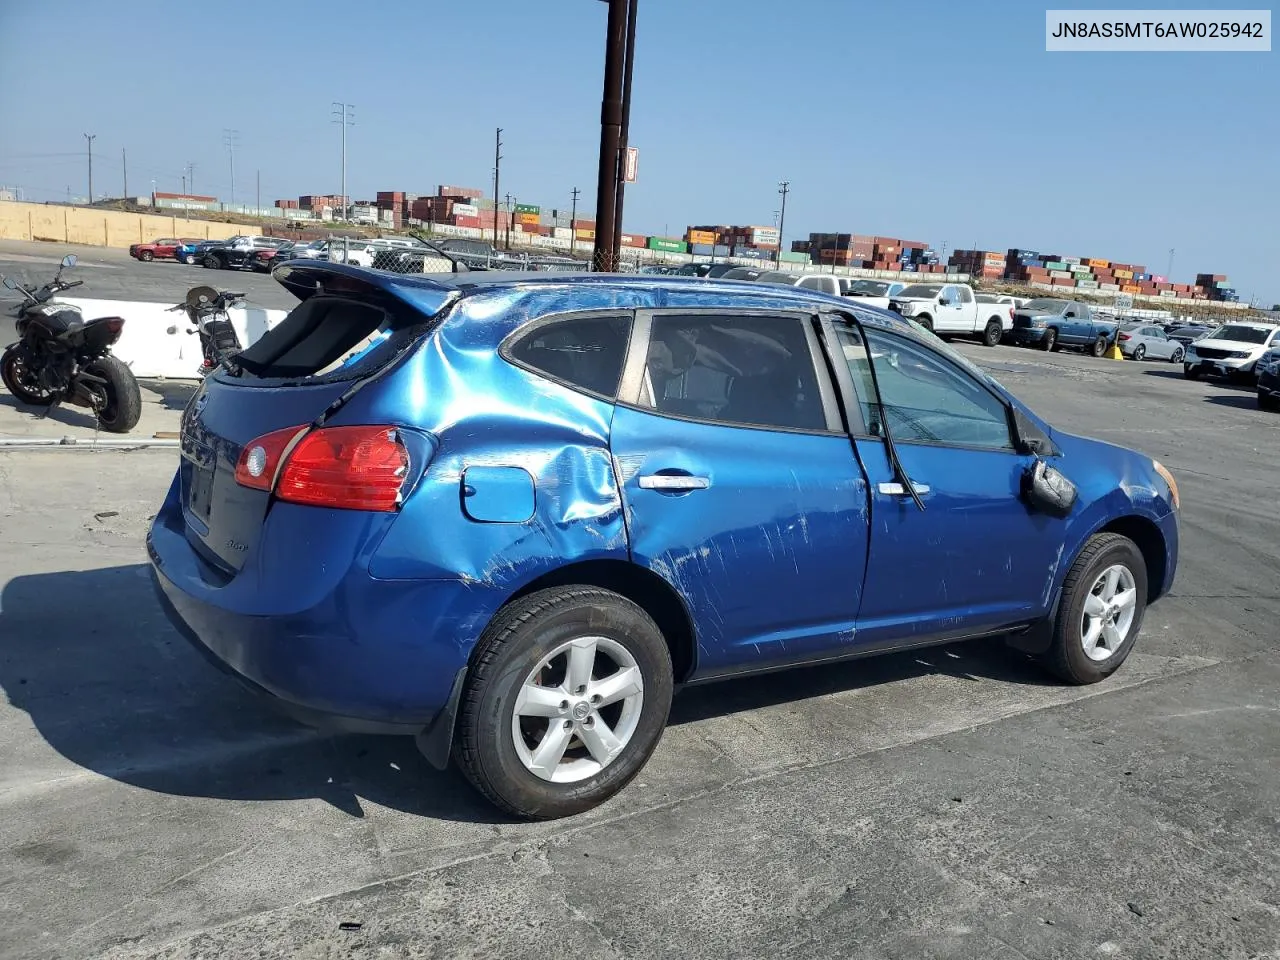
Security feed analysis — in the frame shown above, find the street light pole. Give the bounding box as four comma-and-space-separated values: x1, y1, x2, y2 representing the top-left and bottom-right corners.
121, 147, 127, 201
492, 127, 503, 249
610, 0, 638, 269
83, 134, 95, 204
223, 129, 239, 207
776, 180, 790, 266
592, 0, 628, 272
570, 186, 580, 256
332, 102, 354, 220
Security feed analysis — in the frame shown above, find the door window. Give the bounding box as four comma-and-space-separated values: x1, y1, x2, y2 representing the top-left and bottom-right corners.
956, 285, 974, 303
638, 314, 826, 431
505, 315, 632, 398
835, 326, 1012, 449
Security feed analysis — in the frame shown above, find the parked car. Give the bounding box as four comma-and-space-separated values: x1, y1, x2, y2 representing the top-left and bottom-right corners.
1182, 321, 1280, 382
201, 236, 291, 270
173, 240, 206, 265
1009, 298, 1117, 355
1117, 323, 1186, 362
845, 279, 907, 310
702, 264, 742, 280
977, 293, 1028, 310
433, 238, 525, 270
250, 241, 299, 273
1256, 347, 1280, 411
888, 283, 1012, 346
149, 263, 1180, 819
718, 266, 763, 281
129, 237, 203, 262
1165, 325, 1212, 348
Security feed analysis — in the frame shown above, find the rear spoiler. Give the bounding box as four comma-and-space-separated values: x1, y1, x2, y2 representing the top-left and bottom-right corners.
272, 260, 460, 319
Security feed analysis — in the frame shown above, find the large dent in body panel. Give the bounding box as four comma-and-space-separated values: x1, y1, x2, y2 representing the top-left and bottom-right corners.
365, 297, 629, 589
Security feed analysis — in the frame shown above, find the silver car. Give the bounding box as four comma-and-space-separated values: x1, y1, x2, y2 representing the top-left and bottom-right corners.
1118, 322, 1185, 362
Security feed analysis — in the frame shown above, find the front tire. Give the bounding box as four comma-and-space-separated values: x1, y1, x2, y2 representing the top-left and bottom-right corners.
1171, 347, 1184, 363
1132, 344, 1146, 361
1041, 328, 1058, 352
0, 346, 55, 406
982, 319, 1002, 348
138, 250, 154, 262
1183, 364, 1201, 380
453, 586, 674, 819
183, 253, 198, 265
1260, 390, 1280, 412
83, 355, 142, 433
1043, 533, 1148, 685
203, 254, 223, 270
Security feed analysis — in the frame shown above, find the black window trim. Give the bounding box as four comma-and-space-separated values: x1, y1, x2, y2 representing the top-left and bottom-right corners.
817, 312, 1018, 452
498, 307, 637, 403
616, 306, 846, 436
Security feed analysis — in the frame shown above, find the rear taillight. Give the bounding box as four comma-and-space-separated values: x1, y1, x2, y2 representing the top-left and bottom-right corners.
276, 425, 408, 511
1008, 307, 1014, 320
1119, 333, 1131, 341
235, 425, 308, 491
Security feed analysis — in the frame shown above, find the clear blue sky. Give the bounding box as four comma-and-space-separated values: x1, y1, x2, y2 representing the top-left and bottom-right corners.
0, 1, 1275, 302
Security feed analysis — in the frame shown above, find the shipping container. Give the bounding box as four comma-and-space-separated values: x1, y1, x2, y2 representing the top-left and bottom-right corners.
1100, 283, 1121, 292
1113, 269, 1133, 280
1077, 280, 1100, 289
1121, 284, 1141, 294
453, 215, 481, 228
1051, 277, 1076, 287
1159, 290, 1178, 299
1062, 256, 1081, 265
575, 228, 596, 241
438, 185, 484, 199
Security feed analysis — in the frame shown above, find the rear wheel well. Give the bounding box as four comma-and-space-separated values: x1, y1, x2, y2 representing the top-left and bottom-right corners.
504, 560, 697, 683
1097, 516, 1167, 602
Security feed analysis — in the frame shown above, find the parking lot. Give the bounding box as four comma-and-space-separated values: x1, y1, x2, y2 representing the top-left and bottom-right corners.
1, 247, 1278, 960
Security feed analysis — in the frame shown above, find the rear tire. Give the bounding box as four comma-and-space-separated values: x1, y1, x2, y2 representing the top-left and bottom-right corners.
1041, 328, 1058, 351
1043, 533, 1148, 685
139, 250, 154, 262
1092, 335, 1108, 357
453, 586, 674, 820
1, 346, 55, 406
982, 319, 1002, 347
83, 355, 142, 433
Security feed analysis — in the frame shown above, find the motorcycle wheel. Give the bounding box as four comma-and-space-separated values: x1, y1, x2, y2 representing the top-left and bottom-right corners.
83, 355, 142, 433
0, 346, 56, 406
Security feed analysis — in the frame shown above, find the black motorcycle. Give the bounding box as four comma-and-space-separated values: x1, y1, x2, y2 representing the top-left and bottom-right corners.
169, 285, 245, 377
1, 254, 142, 433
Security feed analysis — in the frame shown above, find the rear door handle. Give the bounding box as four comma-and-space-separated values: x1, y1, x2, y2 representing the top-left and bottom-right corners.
638, 474, 710, 491
879, 481, 930, 496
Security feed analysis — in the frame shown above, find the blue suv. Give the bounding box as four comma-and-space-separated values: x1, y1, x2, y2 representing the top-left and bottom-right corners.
149, 263, 1180, 818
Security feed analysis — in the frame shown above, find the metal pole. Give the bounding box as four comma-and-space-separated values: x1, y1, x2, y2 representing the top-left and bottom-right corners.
223, 130, 238, 207
493, 127, 502, 250
83, 134, 95, 204
122, 147, 127, 200
592, 0, 627, 272
570, 186, 580, 256
776, 180, 790, 266
504, 193, 512, 251
611, 0, 638, 269
256, 169, 261, 216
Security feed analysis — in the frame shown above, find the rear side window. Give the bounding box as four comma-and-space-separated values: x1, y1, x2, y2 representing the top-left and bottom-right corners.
506, 315, 632, 398
639, 314, 825, 431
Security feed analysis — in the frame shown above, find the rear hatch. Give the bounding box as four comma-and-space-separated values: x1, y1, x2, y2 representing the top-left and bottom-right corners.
179, 263, 457, 575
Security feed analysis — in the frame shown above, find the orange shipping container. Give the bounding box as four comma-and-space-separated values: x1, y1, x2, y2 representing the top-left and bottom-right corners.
1087, 258, 1110, 268
1121, 284, 1141, 293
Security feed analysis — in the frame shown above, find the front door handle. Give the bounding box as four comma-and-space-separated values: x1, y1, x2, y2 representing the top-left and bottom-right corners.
879, 481, 930, 496
638, 474, 710, 491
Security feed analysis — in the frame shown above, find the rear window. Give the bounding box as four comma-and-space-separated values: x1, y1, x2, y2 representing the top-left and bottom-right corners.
230, 294, 424, 383
505, 315, 633, 397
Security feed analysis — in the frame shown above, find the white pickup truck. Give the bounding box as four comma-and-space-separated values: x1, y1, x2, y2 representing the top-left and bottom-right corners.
888, 282, 1011, 347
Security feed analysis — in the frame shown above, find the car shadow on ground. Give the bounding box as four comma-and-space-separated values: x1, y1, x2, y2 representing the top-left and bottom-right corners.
1203, 394, 1264, 411
138, 379, 198, 412
1142, 368, 1253, 391
1, 563, 1054, 825
0, 393, 99, 429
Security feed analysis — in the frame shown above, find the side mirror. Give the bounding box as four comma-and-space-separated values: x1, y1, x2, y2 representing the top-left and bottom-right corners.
938, 298, 950, 306
61, 254, 77, 268
2, 276, 15, 290
1022, 460, 1077, 518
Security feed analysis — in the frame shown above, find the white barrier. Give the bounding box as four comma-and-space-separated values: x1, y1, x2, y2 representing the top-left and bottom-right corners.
7, 298, 291, 379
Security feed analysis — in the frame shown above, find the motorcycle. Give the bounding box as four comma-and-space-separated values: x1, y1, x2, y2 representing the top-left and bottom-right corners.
1, 254, 142, 433
169, 285, 245, 378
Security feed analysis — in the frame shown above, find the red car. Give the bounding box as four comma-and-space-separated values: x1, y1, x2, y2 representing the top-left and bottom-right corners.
128, 237, 202, 262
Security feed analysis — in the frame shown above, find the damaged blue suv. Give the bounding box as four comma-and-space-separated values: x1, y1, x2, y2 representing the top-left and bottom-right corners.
149, 262, 1179, 819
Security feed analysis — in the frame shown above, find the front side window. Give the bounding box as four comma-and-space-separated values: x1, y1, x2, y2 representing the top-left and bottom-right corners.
506, 315, 633, 397
956, 285, 974, 303
835, 326, 1012, 449
639, 314, 825, 431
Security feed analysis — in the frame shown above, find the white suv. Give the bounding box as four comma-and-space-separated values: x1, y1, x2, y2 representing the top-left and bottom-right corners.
1183, 321, 1280, 381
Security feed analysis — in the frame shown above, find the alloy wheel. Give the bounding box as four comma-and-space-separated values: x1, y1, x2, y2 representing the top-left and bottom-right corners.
1080, 564, 1137, 661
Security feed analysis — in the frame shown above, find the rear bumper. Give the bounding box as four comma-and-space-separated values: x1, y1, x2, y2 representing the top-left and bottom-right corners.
147, 473, 502, 733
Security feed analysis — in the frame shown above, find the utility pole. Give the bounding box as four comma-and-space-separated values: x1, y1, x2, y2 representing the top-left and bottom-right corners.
570, 186, 581, 256
504, 193, 513, 250
331, 102, 354, 220
182, 172, 187, 194
1167, 247, 1175, 279
492, 127, 503, 249
592, 0, 628, 271
121, 147, 128, 200
223, 129, 239, 207
256, 168, 261, 216
610, 0, 638, 269
83, 133, 96, 205
776, 180, 790, 266
187, 161, 195, 195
